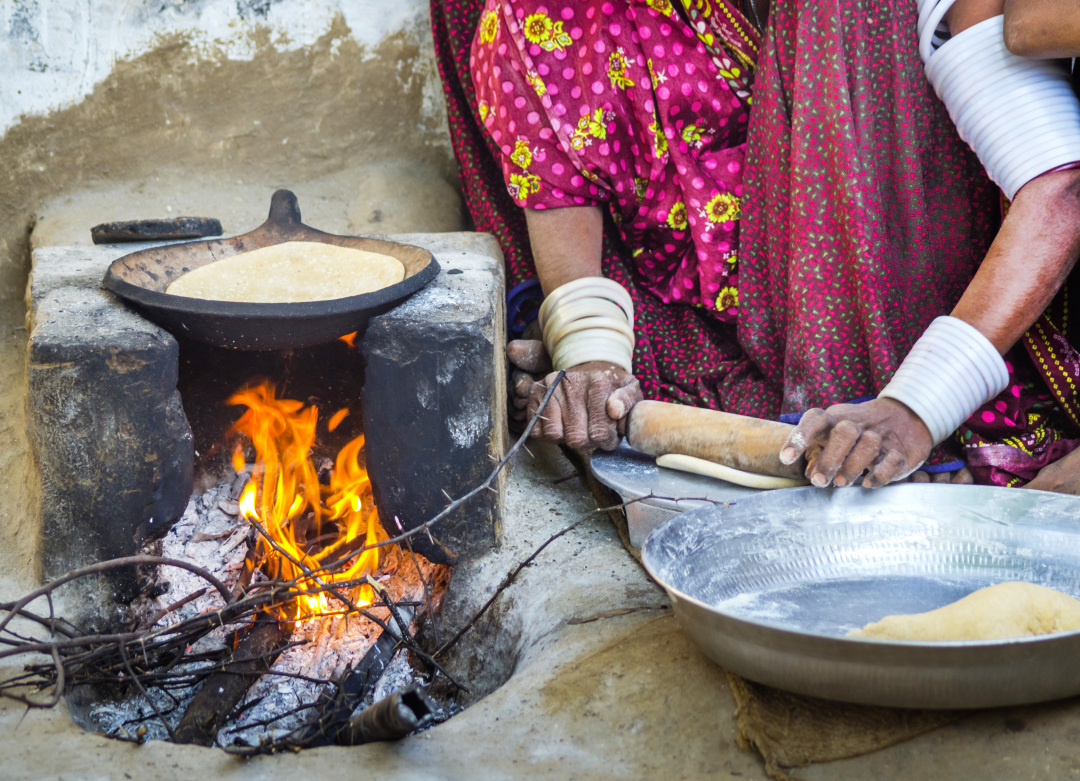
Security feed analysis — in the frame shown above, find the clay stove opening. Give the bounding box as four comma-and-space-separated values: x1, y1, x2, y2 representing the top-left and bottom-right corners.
25, 231, 507, 749
64, 335, 455, 746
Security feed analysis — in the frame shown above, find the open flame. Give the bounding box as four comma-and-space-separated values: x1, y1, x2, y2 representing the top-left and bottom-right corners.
228, 382, 383, 622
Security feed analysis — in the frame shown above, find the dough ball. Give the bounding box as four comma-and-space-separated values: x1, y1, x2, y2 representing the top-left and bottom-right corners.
166, 241, 405, 303
849, 582, 1080, 641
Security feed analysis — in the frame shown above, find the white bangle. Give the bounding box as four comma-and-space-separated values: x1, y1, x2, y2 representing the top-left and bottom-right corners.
552, 331, 633, 373
542, 299, 631, 352
878, 316, 1009, 445
538, 277, 634, 330
546, 315, 636, 352
540, 277, 636, 373
918, 13, 1080, 199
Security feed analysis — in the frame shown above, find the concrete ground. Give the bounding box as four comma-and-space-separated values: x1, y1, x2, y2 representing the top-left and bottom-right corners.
2, 205, 1080, 779
3, 432, 1080, 779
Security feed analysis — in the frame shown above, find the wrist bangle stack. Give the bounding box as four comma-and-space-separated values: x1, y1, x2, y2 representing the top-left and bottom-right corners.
878, 316, 1009, 445
916, 10, 1080, 199
538, 277, 635, 372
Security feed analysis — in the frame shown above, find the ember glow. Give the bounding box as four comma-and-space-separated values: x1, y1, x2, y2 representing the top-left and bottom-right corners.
228, 382, 383, 622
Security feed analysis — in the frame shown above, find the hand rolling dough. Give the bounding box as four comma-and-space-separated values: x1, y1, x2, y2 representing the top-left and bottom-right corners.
165, 241, 405, 303
849, 582, 1080, 641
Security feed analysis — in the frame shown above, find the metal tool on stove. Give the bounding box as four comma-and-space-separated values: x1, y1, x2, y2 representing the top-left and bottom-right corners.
102, 190, 440, 350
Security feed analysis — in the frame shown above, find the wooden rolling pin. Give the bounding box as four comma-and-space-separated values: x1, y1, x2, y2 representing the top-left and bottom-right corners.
625, 400, 805, 480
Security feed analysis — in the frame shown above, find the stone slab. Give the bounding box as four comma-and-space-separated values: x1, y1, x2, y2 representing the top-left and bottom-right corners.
362, 236, 507, 562
26, 286, 194, 596
25, 242, 183, 330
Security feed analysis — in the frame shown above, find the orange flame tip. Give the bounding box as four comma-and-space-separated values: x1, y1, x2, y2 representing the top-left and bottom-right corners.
227, 381, 387, 621
327, 407, 349, 432
232, 444, 246, 473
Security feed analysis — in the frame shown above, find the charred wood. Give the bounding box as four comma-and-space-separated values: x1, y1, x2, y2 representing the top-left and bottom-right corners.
337, 685, 436, 745
299, 626, 399, 747
172, 616, 292, 746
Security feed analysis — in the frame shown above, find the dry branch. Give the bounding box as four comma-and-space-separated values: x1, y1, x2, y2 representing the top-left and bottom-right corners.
0, 371, 570, 747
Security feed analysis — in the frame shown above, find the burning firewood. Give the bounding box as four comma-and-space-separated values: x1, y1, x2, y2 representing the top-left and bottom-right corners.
0, 373, 567, 750
173, 616, 294, 745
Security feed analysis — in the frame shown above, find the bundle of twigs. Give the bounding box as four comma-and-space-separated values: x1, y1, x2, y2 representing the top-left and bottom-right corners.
0, 558, 424, 732
0, 374, 567, 749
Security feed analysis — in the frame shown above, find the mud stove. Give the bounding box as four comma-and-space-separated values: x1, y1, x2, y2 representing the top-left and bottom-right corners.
21, 210, 507, 747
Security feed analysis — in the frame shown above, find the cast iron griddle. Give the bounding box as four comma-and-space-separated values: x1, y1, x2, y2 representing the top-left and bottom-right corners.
102, 190, 440, 350
641, 484, 1080, 709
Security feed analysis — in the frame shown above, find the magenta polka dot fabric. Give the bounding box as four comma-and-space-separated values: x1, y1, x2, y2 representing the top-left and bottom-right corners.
471, 0, 758, 317
435, 0, 1080, 484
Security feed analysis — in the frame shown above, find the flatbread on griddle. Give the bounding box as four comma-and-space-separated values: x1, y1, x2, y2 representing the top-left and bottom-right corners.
165, 241, 406, 303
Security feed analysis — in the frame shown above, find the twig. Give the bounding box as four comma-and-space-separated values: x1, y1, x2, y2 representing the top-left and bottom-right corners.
146, 588, 208, 628
399, 518, 440, 648
0, 556, 232, 641
313, 370, 566, 572
435, 514, 595, 658
119, 639, 176, 742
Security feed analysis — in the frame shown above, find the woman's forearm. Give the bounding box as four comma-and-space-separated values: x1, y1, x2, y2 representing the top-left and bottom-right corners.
1003, 0, 1080, 57
524, 206, 604, 293
951, 170, 1080, 351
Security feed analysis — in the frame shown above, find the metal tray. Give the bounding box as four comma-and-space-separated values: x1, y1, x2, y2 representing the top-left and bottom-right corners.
641, 484, 1080, 709
590, 440, 764, 548
102, 190, 440, 350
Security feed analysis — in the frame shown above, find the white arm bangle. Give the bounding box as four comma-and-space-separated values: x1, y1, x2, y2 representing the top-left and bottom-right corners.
878, 316, 1009, 445
539, 276, 637, 373
552, 332, 634, 373
542, 299, 631, 352
538, 277, 634, 330
918, 13, 1080, 200
546, 315, 636, 352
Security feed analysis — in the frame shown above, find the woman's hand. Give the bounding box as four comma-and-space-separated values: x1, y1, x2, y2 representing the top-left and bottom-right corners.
508, 339, 641, 450
1024, 448, 1080, 494
507, 338, 551, 429
779, 398, 934, 487
529, 361, 641, 450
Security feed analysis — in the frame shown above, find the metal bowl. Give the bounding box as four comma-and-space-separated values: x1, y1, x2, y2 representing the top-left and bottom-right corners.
641, 484, 1080, 709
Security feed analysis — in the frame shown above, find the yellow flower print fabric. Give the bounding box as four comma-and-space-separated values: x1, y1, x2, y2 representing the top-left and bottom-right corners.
469, 0, 754, 314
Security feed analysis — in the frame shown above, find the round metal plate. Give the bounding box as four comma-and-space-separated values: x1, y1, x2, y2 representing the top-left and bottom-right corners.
641, 484, 1080, 708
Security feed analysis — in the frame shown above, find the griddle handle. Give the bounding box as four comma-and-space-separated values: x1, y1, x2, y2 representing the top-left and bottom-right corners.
268, 189, 302, 228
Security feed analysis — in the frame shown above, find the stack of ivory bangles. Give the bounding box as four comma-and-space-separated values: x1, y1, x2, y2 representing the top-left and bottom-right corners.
538, 277, 635, 372
879, 316, 1009, 447
873, 7, 1079, 451
916, 5, 1080, 199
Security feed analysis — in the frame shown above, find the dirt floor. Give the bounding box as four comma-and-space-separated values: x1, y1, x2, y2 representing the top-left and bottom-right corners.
3, 431, 1080, 780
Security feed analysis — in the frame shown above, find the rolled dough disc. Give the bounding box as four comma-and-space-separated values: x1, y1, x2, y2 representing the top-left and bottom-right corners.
849, 582, 1080, 641
655, 453, 809, 490
165, 241, 406, 303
